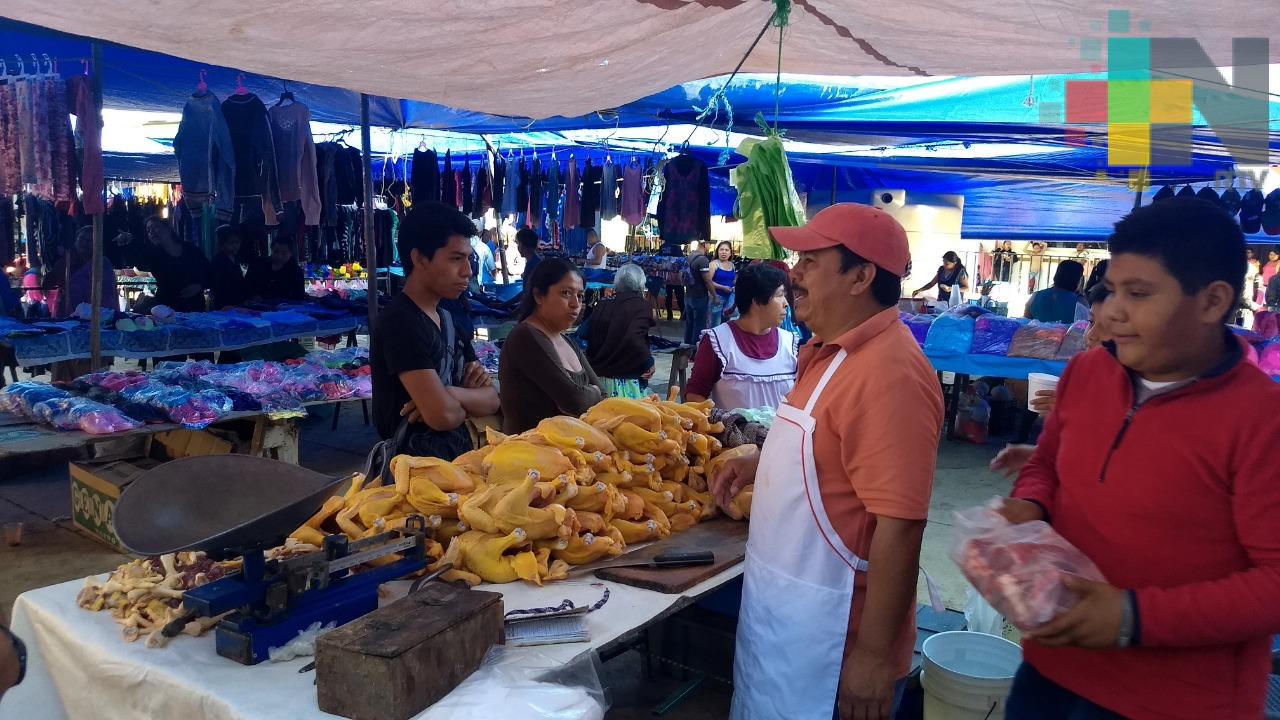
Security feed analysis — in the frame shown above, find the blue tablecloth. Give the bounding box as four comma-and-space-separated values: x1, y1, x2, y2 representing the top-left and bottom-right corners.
925, 351, 1068, 380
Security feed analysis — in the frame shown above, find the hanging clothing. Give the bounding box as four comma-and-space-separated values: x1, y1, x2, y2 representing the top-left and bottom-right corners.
221, 93, 281, 222
268, 101, 321, 226
460, 161, 473, 215
440, 150, 456, 209
544, 160, 560, 228
174, 91, 237, 219
68, 76, 103, 213
15, 81, 35, 186
579, 159, 602, 229
44, 79, 76, 205
455, 169, 466, 210
472, 162, 491, 218
599, 159, 619, 221
0, 83, 19, 195
621, 161, 645, 226
729, 137, 800, 259
563, 158, 580, 228
491, 154, 506, 215
501, 157, 520, 217
411, 147, 440, 203
514, 159, 530, 221
528, 158, 543, 223
657, 154, 711, 247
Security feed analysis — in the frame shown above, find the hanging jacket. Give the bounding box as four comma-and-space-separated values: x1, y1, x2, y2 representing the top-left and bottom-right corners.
545, 160, 560, 226
491, 154, 506, 214
528, 158, 543, 221
579, 159, 602, 229
440, 150, 456, 209
173, 91, 236, 218
268, 101, 321, 225
472, 162, 490, 218
501, 156, 520, 217
221, 93, 281, 222
411, 147, 440, 203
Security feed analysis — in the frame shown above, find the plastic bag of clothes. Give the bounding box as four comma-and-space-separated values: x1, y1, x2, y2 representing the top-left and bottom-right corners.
971, 316, 1023, 356
1008, 322, 1069, 359
923, 313, 975, 355
954, 385, 990, 444
1055, 321, 1090, 360
951, 499, 1105, 631
121, 381, 232, 429
0, 382, 71, 417
30, 396, 140, 434
903, 314, 936, 347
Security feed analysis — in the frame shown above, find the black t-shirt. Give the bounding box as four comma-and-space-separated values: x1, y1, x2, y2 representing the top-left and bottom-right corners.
370, 293, 478, 442
686, 252, 711, 299
246, 258, 305, 301
132, 242, 211, 312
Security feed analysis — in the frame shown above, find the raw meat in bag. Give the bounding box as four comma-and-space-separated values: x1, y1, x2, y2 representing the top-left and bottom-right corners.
951, 499, 1105, 631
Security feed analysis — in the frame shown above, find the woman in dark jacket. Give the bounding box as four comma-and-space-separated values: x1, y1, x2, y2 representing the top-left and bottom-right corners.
585, 263, 656, 398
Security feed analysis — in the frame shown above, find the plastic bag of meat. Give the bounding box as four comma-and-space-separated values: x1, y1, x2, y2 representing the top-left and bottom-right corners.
950, 499, 1105, 631
1008, 321, 1069, 359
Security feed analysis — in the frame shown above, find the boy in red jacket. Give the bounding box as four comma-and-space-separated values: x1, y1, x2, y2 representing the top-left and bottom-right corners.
1000, 197, 1280, 720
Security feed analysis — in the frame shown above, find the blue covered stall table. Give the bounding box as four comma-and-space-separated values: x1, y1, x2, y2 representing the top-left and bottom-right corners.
0, 304, 368, 366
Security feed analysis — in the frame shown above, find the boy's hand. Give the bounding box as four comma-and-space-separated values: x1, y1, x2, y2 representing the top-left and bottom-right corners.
997, 498, 1045, 525
1029, 389, 1057, 414
1025, 576, 1126, 649
990, 445, 1036, 479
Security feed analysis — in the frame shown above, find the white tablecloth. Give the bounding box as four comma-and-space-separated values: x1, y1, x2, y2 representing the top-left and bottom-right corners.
1, 565, 743, 720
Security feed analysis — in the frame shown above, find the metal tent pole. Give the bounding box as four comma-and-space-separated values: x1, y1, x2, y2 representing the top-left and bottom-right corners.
89, 42, 105, 369
360, 94, 377, 329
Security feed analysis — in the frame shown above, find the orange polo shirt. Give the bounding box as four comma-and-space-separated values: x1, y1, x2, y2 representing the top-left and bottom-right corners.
787, 307, 943, 679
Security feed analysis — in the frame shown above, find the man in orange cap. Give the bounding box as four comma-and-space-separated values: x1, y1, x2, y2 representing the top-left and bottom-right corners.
712, 203, 943, 720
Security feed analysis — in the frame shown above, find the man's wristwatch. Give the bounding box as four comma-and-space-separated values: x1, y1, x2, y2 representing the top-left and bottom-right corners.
0, 624, 26, 687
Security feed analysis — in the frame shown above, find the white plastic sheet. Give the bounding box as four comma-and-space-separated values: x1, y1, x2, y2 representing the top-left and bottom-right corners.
5, 2, 1277, 119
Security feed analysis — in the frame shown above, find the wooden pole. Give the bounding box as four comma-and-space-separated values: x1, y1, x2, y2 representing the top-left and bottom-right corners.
360, 94, 377, 329
89, 42, 104, 370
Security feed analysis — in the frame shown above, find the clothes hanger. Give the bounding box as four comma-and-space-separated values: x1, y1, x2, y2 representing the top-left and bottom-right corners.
195, 69, 208, 96
233, 73, 249, 95
274, 79, 294, 107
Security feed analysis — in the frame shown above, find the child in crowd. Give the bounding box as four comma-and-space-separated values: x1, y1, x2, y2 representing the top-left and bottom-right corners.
998, 197, 1280, 720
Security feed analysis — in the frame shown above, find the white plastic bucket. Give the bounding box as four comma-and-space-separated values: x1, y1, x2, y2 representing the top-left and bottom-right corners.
921, 631, 1022, 720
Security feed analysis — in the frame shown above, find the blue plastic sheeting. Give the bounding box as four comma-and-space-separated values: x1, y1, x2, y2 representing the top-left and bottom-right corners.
925, 351, 1067, 381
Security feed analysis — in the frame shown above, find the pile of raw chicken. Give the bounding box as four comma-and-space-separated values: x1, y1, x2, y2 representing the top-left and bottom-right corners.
76, 395, 756, 644
289, 395, 756, 586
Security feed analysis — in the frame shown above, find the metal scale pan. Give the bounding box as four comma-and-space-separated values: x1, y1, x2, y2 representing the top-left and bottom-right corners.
113, 455, 348, 556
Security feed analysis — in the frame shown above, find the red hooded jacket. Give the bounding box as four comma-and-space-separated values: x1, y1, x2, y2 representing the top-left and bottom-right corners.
1013, 334, 1280, 719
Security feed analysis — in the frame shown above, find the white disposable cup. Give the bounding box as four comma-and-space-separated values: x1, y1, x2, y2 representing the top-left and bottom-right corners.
1027, 373, 1060, 413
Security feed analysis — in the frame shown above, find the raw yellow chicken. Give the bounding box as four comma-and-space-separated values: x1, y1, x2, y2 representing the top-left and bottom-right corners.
548, 531, 624, 565
532, 416, 617, 454
484, 439, 576, 485
279, 395, 753, 589
390, 455, 477, 494
452, 529, 542, 585
583, 397, 664, 431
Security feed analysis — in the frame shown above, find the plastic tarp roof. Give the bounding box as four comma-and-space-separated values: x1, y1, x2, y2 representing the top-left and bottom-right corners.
6, 1, 1280, 120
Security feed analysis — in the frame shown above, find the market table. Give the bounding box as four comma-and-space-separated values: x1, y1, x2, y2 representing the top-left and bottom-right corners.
924, 351, 1068, 441
0, 397, 367, 462
1, 563, 744, 720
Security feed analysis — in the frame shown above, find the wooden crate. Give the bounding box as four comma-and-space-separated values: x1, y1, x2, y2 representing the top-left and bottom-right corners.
316, 583, 504, 720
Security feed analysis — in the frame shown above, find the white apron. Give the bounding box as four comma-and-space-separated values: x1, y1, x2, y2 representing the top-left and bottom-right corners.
730, 349, 862, 720
705, 323, 797, 412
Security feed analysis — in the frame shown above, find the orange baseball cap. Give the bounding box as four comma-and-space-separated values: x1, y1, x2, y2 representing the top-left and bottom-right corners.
769, 203, 910, 277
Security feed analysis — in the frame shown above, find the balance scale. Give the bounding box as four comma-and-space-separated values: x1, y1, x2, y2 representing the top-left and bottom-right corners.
112, 455, 433, 665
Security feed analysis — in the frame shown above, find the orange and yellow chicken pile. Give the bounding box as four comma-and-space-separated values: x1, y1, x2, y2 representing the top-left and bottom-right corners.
288, 394, 757, 586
